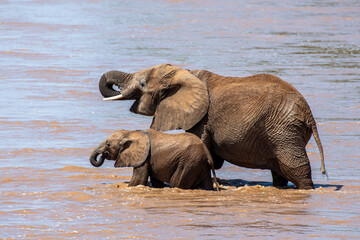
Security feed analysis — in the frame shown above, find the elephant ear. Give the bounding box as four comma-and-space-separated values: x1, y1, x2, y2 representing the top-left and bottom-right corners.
115, 131, 150, 168
151, 67, 209, 131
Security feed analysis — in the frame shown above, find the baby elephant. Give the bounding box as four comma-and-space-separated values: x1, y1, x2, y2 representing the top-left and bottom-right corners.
90, 129, 219, 190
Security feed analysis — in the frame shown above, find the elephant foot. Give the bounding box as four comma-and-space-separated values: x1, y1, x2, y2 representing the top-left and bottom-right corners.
278, 165, 314, 190
150, 176, 165, 188
271, 170, 289, 188
296, 179, 314, 190
197, 175, 215, 190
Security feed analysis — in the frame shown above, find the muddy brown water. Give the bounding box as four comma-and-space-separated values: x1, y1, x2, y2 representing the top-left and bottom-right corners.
1, 0, 359, 239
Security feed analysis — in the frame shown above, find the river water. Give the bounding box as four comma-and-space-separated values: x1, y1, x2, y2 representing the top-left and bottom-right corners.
1, 0, 359, 239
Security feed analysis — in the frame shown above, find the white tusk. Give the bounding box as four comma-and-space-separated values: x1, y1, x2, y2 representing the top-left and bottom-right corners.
103, 94, 124, 101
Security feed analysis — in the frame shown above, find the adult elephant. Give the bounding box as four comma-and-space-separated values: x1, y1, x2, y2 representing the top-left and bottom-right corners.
98, 64, 326, 189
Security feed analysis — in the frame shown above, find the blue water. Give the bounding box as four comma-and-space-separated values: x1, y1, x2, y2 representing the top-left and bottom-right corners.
0, 0, 359, 239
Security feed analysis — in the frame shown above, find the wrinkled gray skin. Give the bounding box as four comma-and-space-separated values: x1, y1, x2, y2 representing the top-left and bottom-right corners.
98, 64, 326, 189
90, 129, 219, 190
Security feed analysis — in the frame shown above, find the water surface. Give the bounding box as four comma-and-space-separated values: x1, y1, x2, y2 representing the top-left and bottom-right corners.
0, 0, 359, 239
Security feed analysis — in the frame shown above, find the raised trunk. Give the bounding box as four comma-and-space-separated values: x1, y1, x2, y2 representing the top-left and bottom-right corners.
98, 71, 132, 98
89, 148, 107, 167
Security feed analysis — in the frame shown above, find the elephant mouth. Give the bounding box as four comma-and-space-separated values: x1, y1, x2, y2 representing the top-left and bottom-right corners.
103, 84, 142, 101
113, 142, 131, 167
103, 85, 124, 101
114, 149, 126, 168
98, 151, 108, 160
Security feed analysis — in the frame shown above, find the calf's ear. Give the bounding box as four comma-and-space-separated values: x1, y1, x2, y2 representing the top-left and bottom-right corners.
115, 131, 150, 168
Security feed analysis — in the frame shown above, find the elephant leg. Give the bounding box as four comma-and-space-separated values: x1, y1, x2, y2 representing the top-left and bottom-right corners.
150, 175, 164, 188
196, 171, 214, 190
271, 170, 289, 188
212, 153, 225, 170
170, 171, 193, 189
128, 162, 149, 187
196, 127, 224, 170
170, 166, 203, 189
275, 146, 314, 190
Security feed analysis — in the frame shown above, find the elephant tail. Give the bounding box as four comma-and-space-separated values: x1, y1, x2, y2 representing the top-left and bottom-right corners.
203, 145, 220, 191
311, 121, 327, 178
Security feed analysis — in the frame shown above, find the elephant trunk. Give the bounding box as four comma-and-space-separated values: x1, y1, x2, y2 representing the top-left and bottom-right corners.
89, 147, 108, 167
99, 71, 132, 98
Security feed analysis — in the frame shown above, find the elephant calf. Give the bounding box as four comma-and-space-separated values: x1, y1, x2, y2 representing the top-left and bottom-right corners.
90, 129, 219, 190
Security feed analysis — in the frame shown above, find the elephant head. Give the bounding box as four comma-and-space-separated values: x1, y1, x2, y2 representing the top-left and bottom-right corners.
99, 64, 209, 131
89, 130, 150, 168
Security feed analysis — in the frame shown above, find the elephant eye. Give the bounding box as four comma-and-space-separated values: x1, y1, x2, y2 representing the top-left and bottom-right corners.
139, 79, 146, 89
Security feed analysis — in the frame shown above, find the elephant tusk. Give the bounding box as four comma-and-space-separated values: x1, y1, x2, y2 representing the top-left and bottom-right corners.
103, 94, 124, 101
